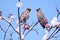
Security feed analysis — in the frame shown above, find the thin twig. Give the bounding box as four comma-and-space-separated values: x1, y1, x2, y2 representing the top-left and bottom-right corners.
23, 30, 25, 35
47, 28, 58, 40
56, 6, 60, 18
0, 26, 5, 33
2, 17, 19, 34
10, 33, 13, 40
0, 24, 11, 40
32, 29, 39, 35
50, 27, 60, 39
47, 25, 60, 40
24, 21, 39, 37
4, 25, 10, 40
0, 26, 6, 40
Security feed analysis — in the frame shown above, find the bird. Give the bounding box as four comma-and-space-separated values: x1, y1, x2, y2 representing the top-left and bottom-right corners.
36, 8, 48, 28
36, 8, 45, 22
20, 8, 31, 23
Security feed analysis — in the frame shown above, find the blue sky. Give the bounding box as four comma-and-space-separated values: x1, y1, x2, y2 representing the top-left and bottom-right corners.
0, 0, 60, 40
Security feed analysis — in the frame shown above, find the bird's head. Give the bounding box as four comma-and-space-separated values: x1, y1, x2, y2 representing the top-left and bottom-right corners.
36, 8, 41, 12
36, 8, 43, 15
25, 8, 31, 14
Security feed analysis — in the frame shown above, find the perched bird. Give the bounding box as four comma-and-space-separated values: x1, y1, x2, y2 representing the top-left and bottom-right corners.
36, 8, 48, 28
20, 8, 31, 23
36, 8, 45, 22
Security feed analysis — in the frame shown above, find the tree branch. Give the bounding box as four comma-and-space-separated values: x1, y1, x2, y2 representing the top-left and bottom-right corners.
17, 0, 22, 40
47, 26, 60, 40
2, 17, 19, 34
47, 28, 58, 40
24, 21, 39, 37
0, 25, 5, 33
50, 27, 60, 39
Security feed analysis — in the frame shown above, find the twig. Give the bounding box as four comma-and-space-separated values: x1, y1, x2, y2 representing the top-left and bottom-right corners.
47, 28, 58, 40
2, 17, 19, 34
32, 29, 39, 35
10, 33, 13, 40
50, 27, 60, 39
56, 6, 60, 18
0, 25, 6, 40
17, 0, 22, 40
23, 30, 25, 35
24, 21, 39, 37
0, 25, 5, 33
48, 25, 60, 40
0, 24, 11, 40
4, 25, 10, 40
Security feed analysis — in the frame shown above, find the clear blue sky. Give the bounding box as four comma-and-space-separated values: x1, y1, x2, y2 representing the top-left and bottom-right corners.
0, 0, 60, 40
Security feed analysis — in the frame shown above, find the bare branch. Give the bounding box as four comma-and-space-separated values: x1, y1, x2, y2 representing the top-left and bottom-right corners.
0, 25, 5, 33
24, 21, 39, 37
17, 0, 21, 39
10, 33, 13, 40
47, 26, 60, 40
56, 6, 60, 18
50, 27, 60, 39
0, 24, 11, 40
47, 28, 58, 40
2, 17, 19, 34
